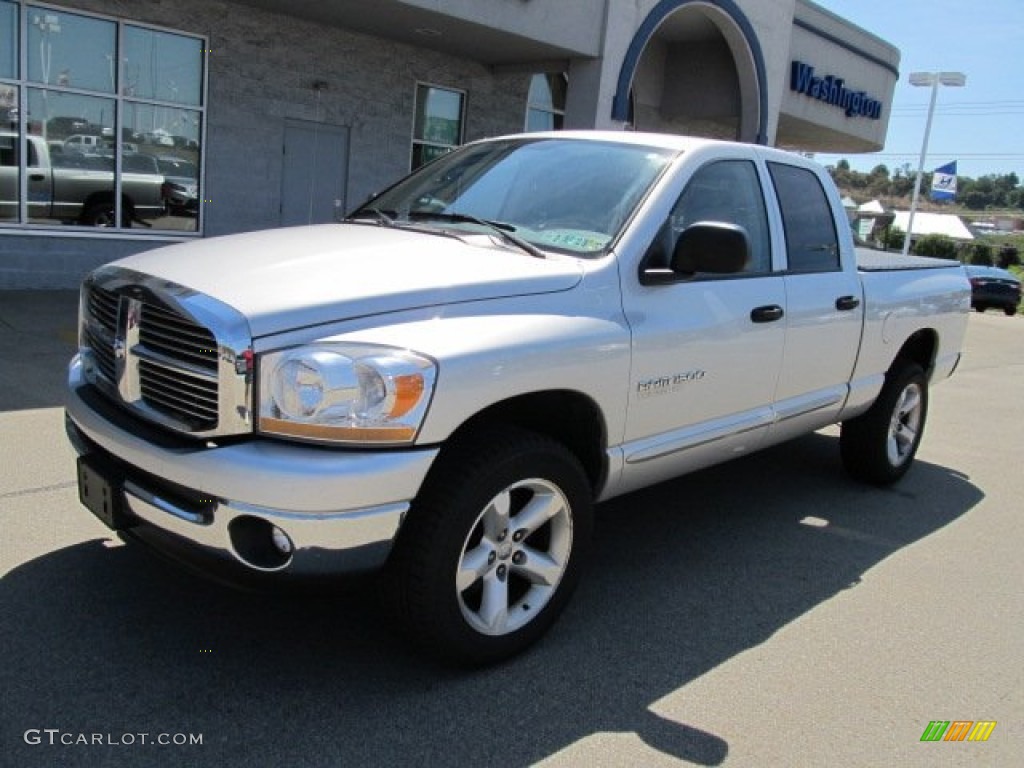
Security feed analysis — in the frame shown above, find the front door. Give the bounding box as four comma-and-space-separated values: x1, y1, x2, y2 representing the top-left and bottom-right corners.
618, 155, 787, 495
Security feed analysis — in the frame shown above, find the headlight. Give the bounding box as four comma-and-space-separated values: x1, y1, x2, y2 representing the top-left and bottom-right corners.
258, 344, 436, 445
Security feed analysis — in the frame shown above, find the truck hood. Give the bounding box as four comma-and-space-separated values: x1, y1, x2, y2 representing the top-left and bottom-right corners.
114, 224, 584, 337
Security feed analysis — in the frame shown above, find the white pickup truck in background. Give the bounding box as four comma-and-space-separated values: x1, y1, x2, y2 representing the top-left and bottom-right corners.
66, 132, 970, 663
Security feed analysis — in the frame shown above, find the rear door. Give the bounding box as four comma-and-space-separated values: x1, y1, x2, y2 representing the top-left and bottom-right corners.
765, 160, 863, 439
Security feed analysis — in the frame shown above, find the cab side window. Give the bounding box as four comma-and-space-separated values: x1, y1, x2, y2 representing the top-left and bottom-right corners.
648, 159, 771, 275
767, 162, 840, 272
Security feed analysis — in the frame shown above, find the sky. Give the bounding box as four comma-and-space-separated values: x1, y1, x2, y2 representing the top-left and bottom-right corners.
811, 0, 1024, 181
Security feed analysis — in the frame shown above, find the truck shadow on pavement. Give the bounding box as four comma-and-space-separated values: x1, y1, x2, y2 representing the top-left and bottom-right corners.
1, 432, 982, 767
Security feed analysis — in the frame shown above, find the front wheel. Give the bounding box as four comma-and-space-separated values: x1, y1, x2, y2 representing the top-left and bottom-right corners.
80, 200, 134, 228
81, 201, 116, 227
840, 362, 928, 485
1005, 306, 1017, 317
383, 427, 592, 665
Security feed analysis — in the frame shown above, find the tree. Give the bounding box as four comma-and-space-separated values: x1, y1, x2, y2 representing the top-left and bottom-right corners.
867, 164, 891, 197
889, 174, 915, 198
893, 162, 913, 179
998, 246, 1020, 269
965, 176, 1004, 209
962, 190, 988, 211
884, 227, 905, 251
913, 234, 958, 260
967, 242, 993, 266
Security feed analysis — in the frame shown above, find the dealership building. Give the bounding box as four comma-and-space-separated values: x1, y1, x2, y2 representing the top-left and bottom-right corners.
0, 0, 899, 288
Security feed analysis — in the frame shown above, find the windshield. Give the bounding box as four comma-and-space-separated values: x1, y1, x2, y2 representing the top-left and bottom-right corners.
353, 138, 676, 257
157, 158, 198, 179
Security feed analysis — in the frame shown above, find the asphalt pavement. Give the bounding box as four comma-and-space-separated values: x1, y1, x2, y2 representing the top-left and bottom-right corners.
1, 291, 1020, 767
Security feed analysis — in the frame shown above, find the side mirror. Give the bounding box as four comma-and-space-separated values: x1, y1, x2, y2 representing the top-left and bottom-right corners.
671, 222, 750, 275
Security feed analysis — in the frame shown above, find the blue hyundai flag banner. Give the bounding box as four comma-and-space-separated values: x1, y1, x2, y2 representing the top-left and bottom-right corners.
931, 161, 957, 202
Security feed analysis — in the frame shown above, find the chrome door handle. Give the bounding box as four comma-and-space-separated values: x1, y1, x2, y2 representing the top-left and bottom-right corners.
750, 305, 785, 323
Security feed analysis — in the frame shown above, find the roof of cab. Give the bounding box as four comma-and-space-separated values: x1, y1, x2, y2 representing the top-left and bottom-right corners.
477, 130, 823, 169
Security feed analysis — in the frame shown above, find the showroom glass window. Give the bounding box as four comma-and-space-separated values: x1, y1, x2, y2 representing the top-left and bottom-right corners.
525, 73, 566, 132
0, 2, 205, 233
411, 83, 464, 170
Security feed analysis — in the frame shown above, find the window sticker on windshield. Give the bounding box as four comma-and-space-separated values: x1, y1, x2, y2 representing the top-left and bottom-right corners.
539, 231, 609, 251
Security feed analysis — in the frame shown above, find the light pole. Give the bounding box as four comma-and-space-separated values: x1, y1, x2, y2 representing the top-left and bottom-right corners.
902, 71, 966, 256
32, 13, 61, 141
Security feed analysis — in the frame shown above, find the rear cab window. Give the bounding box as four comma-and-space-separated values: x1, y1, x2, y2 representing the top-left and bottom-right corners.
767, 162, 840, 273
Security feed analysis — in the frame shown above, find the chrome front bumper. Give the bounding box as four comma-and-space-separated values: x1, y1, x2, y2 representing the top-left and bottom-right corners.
66, 356, 439, 575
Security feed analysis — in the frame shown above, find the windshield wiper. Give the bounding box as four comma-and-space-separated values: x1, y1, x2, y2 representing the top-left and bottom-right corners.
406, 211, 546, 259
346, 207, 396, 226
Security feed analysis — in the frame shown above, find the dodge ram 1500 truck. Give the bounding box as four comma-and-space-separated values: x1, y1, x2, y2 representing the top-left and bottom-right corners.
1, 133, 165, 225
66, 132, 970, 663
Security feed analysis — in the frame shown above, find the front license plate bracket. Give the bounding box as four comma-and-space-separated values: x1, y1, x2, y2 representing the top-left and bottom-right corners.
77, 456, 132, 530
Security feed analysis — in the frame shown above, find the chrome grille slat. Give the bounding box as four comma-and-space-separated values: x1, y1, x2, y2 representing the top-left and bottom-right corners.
141, 313, 217, 340
140, 382, 218, 417
139, 361, 219, 407
140, 305, 219, 372
143, 391, 219, 419
139, 363, 219, 425
138, 388, 218, 424
139, 325, 218, 362
140, 378, 218, 415
135, 346, 219, 382
86, 325, 116, 382
89, 286, 119, 331
142, 307, 219, 345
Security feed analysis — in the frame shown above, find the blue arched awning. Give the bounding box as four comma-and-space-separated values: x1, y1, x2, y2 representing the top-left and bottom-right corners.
611, 0, 768, 144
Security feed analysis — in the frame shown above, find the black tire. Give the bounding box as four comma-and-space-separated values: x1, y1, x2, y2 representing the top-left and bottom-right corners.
840, 362, 928, 485
1004, 307, 1017, 317
382, 426, 593, 665
80, 200, 134, 228
81, 202, 116, 227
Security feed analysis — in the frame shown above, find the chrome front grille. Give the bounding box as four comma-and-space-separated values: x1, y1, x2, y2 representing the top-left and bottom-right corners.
79, 269, 253, 438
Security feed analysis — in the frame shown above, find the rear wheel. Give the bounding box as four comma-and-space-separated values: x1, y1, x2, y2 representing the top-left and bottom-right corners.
1005, 306, 1017, 317
383, 427, 592, 665
840, 362, 928, 485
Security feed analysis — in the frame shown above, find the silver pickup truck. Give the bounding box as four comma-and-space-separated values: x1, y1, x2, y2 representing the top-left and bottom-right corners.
0, 133, 165, 225
66, 132, 970, 663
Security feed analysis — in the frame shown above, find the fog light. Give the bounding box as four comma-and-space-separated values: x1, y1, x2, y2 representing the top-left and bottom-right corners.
271, 526, 293, 555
